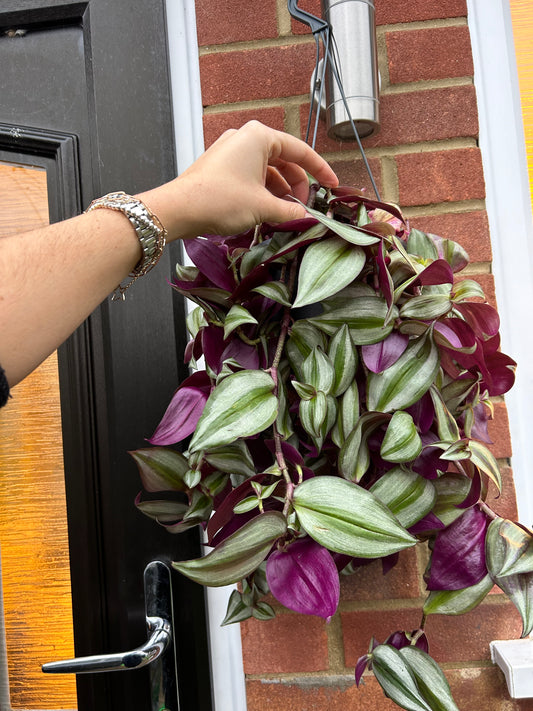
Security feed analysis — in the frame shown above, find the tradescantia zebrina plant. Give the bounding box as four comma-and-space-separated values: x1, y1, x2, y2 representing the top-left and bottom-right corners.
130, 183, 527, 711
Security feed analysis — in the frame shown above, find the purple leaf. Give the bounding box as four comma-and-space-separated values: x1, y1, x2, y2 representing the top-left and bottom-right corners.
221, 338, 260, 370
376, 242, 393, 307
427, 506, 489, 590
412, 259, 454, 286
434, 318, 476, 351
409, 512, 446, 535
454, 302, 500, 337
355, 654, 370, 686
456, 470, 482, 509
482, 351, 516, 396
185, 238, 236, 291
406, 391, 435, 433
148, 372, 211, 446
202, 325, 226, 373
266, 537, 340, 621
361, 332, 409, 373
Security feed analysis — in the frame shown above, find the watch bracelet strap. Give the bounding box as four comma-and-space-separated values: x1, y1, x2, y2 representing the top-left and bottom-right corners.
85, 191, 167, 300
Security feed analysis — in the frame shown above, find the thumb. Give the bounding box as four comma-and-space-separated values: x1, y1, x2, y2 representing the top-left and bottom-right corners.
260, 194, 309, 225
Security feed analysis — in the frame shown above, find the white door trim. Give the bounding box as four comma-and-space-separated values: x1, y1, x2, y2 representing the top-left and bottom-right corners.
165, 3, 248, 709
467, 0, 533, 526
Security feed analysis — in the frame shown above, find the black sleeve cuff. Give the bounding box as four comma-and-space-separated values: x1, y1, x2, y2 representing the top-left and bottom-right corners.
0, 365, 10, 408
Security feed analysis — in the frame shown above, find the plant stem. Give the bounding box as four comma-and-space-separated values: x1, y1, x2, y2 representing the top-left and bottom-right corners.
270, 256, 299, 516
479, 500, 499, 521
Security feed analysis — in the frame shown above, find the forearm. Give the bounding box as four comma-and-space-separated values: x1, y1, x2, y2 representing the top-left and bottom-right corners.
0, 207, 146, 385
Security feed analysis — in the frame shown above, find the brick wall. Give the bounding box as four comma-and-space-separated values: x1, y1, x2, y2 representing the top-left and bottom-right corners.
195, 1, 528, 708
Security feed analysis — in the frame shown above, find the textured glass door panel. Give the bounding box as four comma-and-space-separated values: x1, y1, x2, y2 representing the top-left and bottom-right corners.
510, 1, 533, 206
0, 162, 77, 709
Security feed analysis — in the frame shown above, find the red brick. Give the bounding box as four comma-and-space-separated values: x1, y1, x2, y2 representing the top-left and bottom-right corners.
340, 548, 421, 602
246, 676, 400, 711
246, 666, 533, 711
241, 614, 328, 673
300, 85, 478, 154
202, 107, 286, 147
376, 0, 468, 26
396, 148, 485, 206
195, 0, 278, 45
342, 600, 523, 666
424, 600, 523, 663
328, 156, 382, 197
486, 465, 519, 522
387, 26, 474, 84
200, 44, 317, 106
448, 666, 533, 711
487, 401, 512, 460
411, 211, 492, 264
342, 607, 423, 666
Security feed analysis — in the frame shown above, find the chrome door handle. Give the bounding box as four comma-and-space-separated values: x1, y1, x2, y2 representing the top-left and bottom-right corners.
42, 616, 171, 674
42, 561, 173, 674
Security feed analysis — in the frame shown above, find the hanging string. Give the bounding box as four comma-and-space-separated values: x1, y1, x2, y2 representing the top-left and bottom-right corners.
289, 0, 381, 201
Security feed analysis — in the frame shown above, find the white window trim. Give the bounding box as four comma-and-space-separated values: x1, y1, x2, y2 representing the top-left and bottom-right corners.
467, 0, 533, 526
165, 3, 248, 710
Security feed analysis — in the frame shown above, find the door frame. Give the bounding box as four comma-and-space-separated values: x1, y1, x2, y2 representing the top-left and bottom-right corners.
0, 2, 212, 709
467, 0, 533, 526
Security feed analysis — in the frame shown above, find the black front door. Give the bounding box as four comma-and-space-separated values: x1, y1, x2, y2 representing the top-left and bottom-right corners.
0, 2, 212, 709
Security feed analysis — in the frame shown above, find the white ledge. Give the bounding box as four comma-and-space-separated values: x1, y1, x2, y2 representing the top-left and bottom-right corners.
490, 638, 533, 698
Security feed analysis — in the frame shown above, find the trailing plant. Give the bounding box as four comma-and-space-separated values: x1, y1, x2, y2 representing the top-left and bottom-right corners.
130, 183, 527, 711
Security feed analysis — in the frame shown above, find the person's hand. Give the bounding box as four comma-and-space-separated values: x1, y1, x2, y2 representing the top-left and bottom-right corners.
140, 121, 339, 241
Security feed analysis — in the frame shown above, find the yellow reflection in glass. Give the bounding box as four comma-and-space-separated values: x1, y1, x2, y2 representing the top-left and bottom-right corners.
0, 162, 77, 709
510, 1, 533, 206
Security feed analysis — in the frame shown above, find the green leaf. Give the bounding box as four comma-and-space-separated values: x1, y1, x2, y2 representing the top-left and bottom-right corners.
406, 228, 439, 261
252, 280, 292, 306
467, 440, 502, 491
380, 412, 423, 463
204, 441, 256, 478
293, 237, 365, 308
338, 412, 387, 482
302, 347, 335, 394
492, 571, 533, 637
292, 381, 317, 400
233, 496, 260, 514
331, 380, 360, 447
398, 646, 460, 711
287, 321, 327, 380
252, 600, 276, 620
432, 472, 472, 527
486, 519, 533, 577
172, 511, 287, 586
371, 645, 432, 711
328, 324, 358, 397
452, 279, 485, 302
184, 469, 202, 488
136, 499, 189, 524
223, 304, 258, 339
301, 203, 381, 245
423, 574, 493, 616
221, 589, 253, 625
129, 447, 189, 492
429, 386, 460, 443
370, 467, 436, 529
309, 297, 397, 344
367, 333, 440, 413
189, 370, 277, 452
486, 518, 533, 636
400, 293, 452, 320
292, 477, 416, 558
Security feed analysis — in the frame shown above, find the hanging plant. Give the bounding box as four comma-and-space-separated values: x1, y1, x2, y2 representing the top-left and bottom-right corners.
130, 183, 526, 711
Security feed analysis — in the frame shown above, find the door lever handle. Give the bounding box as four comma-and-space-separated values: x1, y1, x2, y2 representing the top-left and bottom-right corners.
42, 615, 171, 674
42, 561, 172, 675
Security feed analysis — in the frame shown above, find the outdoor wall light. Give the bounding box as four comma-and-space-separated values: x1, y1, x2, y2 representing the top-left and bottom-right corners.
320, 0, 380, 140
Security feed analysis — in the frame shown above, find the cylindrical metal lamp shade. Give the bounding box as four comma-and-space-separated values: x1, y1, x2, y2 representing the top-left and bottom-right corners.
321, 0, 379, 139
